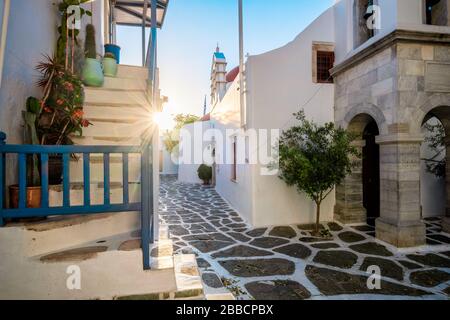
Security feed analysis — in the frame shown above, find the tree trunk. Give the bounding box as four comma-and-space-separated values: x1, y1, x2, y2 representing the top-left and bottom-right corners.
315, 201, 321, 234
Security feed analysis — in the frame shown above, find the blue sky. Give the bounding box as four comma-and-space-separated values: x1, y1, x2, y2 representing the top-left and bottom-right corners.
117, 0, 334, 118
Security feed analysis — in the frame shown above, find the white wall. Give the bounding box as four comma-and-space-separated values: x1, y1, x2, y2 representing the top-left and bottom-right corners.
0, 0, 58, 143
160, 136, 179, 175
247, 7, 336, 227
212, 80, 254, 224
0, 0, 58, 186
0, 0, 106, 186
212, 7, 336, 228
177, 121, 212, 184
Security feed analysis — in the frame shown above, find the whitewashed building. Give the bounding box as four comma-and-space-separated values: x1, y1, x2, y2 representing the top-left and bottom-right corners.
0, 0, 202, 300
180, 0, 450, 247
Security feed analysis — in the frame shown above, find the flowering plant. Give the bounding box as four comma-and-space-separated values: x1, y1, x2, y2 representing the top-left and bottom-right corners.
36, 55, 91, 145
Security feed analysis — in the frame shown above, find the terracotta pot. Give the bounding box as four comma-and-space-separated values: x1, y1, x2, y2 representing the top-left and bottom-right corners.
9, 185, 41, 209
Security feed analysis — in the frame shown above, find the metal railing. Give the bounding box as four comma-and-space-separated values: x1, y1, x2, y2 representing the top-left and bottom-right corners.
0, 131, 154, 270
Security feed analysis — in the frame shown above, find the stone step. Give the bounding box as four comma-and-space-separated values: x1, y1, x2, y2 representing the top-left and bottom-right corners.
71, 136, 142, 146
84, 105, 150, 122
103, 76, 147, 91
84, 88, 150, 107
81, 119, 153, 139
0, 237, 178, 299
70, 154, 141, 183
116, 64, 148, 80
47, 182, 141, 207
114, 253, 204, 300
3, 211, 141, 258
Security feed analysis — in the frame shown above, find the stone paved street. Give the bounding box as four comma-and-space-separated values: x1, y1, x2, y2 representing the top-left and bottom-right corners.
159, 175, 450, 300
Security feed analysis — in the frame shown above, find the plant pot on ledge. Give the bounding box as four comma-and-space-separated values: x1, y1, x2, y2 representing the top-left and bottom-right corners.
104, 44, 121, 64
82, 58, 104, 87
9, 185, 42, 209
8, 185, 46, 223
82, 24, 104, 87
103, 53, 118, 77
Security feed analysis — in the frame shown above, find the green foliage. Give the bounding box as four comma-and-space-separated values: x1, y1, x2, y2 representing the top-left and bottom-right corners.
274, 110, 359, 233
198, 164, 213, 184
35, 55, 90, 146
84, 24, 97, 59
55, 0, 92, 66
174, 114, 200, 130
162, 130, 179, 154
423, 121, 446, 178
161, 114, 200, 155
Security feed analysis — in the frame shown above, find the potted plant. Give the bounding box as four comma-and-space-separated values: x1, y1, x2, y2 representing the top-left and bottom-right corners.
9, 97, 42, 209
36, 55, 91, 185
103, 52, 118, 77
82, 24, 104, 87
104, 43, 121, 64
198, 164, 213, 185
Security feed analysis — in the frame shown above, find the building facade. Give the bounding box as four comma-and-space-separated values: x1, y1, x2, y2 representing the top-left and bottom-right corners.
185, 0, 450, 247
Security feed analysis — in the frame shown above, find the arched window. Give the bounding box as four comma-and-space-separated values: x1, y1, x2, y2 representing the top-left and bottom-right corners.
424, 0, 449, 26
353, 0, 376, 48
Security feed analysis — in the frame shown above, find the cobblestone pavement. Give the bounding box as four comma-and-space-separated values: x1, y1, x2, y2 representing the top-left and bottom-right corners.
159, 175, 450, 300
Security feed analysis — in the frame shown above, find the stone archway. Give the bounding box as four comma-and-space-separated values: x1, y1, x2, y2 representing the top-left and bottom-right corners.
335, 113, 381, 225
421, 106, 450, 233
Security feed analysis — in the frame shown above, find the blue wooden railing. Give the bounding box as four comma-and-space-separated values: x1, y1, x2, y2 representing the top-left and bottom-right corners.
0, 131, 154, 270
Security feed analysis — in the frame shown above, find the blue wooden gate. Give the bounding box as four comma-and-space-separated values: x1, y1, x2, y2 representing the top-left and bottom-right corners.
0, 131, 154, 270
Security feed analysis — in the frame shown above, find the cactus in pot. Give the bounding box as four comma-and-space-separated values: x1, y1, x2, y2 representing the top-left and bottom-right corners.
82, 24, 104, 87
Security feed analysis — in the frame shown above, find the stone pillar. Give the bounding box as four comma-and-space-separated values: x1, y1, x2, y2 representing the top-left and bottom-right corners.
442, 136, 450, 233
375, 135, 426, 247
335, 140, 367, 224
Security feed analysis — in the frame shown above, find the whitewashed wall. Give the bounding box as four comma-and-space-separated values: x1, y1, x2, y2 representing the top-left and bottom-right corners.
212, 80, 254, 224
0, 0, 104, 185
177, 121, 213, 184
212, 7, 336, 228
160, 136, 179, 175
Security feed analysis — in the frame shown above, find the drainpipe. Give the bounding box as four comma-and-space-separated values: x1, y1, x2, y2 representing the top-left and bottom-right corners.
0, 0, 11, 88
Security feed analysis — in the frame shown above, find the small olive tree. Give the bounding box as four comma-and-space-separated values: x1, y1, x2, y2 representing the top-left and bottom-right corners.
275, 110, 359, 234
422, 121, 446, 178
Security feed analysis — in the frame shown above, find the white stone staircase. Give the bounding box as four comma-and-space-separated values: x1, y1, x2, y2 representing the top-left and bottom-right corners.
70, 65, 155, 186
0, 65, 204, 300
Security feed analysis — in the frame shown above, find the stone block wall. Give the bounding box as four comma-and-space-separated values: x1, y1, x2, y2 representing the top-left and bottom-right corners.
333, 34, 450, 247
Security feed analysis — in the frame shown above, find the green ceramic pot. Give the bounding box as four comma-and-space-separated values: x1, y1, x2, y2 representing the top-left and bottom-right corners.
103, 57, 118, 77
82, 58, 104, 87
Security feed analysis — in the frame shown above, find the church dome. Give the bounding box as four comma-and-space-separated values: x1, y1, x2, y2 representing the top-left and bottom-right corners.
226, 66, 239, 83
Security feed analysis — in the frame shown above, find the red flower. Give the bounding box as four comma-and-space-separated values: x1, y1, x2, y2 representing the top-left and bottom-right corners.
43, 106, 52, 113
64, 81, 74, 91
56, 99, 65, 106
72, 109, 84, 120
81, 119, 90, 128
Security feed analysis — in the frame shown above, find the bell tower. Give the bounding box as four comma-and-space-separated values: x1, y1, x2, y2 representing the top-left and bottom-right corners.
210, 45, 227, 107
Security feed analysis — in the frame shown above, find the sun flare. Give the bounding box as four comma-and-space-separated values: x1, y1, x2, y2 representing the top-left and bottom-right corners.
153, 110, 175, 131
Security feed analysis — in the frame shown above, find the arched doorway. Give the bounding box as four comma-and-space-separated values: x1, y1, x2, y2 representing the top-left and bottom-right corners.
336, 114, 381, 225
420, 106, 450, 234
362, 120, 380, 226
